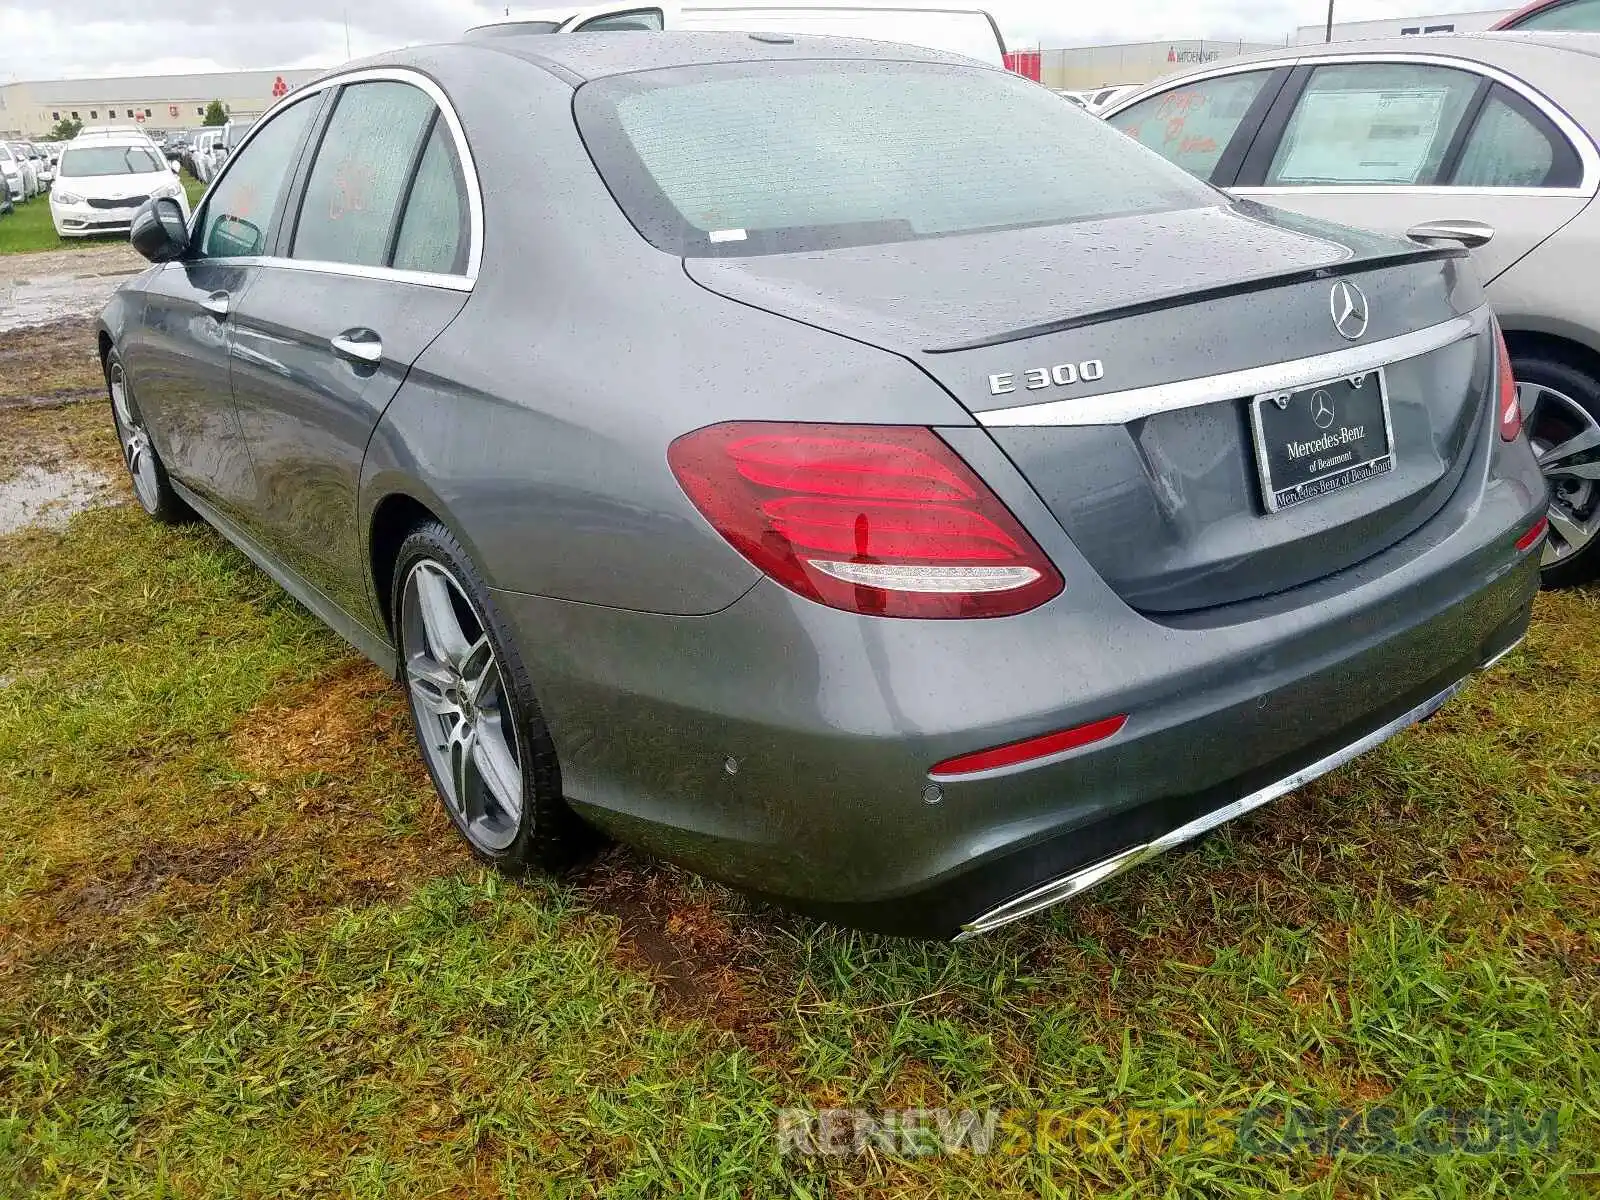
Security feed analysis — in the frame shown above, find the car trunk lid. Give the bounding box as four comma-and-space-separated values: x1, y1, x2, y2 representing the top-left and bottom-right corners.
686, 202, 1491, 613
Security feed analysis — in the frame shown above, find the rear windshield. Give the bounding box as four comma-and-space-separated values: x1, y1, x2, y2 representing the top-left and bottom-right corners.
576, 61, 1215, 256
59, 145, 166, 177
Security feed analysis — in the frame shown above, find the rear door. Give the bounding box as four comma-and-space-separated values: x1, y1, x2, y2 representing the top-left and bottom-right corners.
227, 74, 474, 626
1228, 58, 1594, 283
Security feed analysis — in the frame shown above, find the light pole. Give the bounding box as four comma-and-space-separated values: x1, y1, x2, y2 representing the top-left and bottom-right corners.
1325, 0, 1336, 42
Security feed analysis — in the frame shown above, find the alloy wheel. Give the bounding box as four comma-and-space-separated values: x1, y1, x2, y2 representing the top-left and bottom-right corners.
109, 361, 163, 514
400, 559, 524, 853
1519, 380, 1600, 567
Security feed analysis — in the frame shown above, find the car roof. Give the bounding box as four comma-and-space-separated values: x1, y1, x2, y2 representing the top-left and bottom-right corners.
1107, 31, 1600, 122
64, 134, 157, 148
441, 28, 987, 82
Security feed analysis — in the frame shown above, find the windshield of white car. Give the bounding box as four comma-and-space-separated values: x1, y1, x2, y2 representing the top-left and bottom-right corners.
577, 60, 1214, 256
59, 145, 166, 177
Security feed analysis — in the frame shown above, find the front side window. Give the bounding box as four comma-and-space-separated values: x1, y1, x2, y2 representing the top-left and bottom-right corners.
58, 145, 166, 177
577, 61, 1214, 256
1111, 71, 1273, 180
1507, 0, 1600, 28
291, 81, 436, 267
200, 97, 317, 259
391, 120, 470, 275
577, 8, 665, 30
1266, 63, 1480, 186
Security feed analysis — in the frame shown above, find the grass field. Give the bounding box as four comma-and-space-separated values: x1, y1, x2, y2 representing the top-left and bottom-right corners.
0, 402, 1595, 1197
0, 174, 206, 256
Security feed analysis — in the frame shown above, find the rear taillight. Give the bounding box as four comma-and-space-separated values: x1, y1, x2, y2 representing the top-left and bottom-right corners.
668, 422, 1063, 618
1494, 321, 1521, 442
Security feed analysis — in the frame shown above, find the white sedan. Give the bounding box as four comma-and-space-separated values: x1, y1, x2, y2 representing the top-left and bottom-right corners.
50, 139, 189, 239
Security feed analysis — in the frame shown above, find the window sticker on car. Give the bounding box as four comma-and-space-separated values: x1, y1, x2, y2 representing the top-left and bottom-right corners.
1275, 88, 1450, 184
709, 228, 747, 243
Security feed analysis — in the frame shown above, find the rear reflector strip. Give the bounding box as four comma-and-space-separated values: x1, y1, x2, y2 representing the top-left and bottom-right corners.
930, 714, 1128, 780
1516, 516, 1549, 553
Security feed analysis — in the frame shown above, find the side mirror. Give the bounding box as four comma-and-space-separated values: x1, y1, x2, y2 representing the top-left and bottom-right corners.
130, 196, 190, 263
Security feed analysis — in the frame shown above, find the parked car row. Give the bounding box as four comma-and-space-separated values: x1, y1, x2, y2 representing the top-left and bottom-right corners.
99, 29, 1553, 939
2, 139, 52, 202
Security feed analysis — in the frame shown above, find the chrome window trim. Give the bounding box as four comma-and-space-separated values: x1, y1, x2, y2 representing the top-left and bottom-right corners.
976, 312, 1478, 428
1103, 50, 1600, 198
188, 66, 484, 287
1232, 184, 1592, 198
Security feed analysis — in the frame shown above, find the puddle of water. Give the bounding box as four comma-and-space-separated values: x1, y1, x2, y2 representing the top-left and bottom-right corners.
0, 464, 117, 535
0, 272, 139, 333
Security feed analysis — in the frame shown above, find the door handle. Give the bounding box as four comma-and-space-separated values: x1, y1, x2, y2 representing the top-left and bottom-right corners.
331, 331, 383, 365
1406, 219, 1495, 249
200, 291, 230, 318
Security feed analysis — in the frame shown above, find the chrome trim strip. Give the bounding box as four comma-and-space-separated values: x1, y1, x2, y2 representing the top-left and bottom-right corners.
186, 66, 484, 287
1233, 185, 1591, 199
956, 674, 1471, 939
262, 257, 475, 292
1104, 50, 1600, 199
977, 315, 1476, 428
1479, 634, 1526, 672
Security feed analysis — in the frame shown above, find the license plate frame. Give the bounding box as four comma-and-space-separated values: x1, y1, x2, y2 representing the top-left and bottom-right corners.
1249, 368, 1396, 513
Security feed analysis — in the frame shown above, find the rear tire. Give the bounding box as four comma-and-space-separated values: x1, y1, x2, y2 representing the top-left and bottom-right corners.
392, 520, 593, 874
1513, 353, 1600, 589
105, 347, 193, 525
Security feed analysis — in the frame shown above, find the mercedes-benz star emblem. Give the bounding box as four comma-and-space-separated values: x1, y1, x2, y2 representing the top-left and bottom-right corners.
1330, 280, 1370, 341
1311, 389, 1336, 430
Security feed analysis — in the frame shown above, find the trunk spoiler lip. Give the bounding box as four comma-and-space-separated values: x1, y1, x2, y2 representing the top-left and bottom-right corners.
923, 244, 1467, 355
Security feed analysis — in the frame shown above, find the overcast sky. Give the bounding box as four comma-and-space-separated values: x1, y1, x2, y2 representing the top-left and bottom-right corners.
0, 0, 1517, 81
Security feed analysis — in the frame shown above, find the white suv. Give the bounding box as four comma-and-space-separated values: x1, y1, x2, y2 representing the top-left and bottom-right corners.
50, 135, 187, 239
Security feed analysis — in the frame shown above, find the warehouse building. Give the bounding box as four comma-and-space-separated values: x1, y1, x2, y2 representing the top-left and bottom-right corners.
1293, 7, 1515, 41
1036, 39, 1281, 90
0, 68, 327, 139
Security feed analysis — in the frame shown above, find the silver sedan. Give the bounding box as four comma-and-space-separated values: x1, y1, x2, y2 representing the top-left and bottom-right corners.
1105, 31, 1600, 584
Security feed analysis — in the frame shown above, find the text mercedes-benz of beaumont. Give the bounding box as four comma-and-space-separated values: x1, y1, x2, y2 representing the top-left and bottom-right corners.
101, 33, 1549, 939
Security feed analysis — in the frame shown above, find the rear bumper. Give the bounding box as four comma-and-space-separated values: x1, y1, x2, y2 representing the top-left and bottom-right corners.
491, 424, 1547, 938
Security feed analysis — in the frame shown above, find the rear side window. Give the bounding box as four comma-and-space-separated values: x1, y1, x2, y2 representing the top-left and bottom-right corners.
576, 8, 664, 30
1452, 87, 1581, 187
576, 61, 1214, 256
1506, 0, 1600, 28
1111, 71, 1274, 181
391, 120, 470, 275
292, 81, 436, 267
1265, 63, 1481, 186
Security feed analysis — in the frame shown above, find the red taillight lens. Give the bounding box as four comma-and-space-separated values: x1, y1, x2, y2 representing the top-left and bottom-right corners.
668, 422, 1064, 618
1494, 321, 1521, 442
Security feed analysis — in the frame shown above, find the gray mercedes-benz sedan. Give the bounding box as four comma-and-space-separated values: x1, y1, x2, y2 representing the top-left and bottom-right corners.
100, 33, 1549, 939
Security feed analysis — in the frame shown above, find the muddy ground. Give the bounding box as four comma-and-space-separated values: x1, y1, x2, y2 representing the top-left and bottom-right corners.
0, 244, 141, 409
0, 247, 138, 530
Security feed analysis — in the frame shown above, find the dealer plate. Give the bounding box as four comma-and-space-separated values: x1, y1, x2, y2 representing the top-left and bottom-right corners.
1250, 369, 1395, 512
